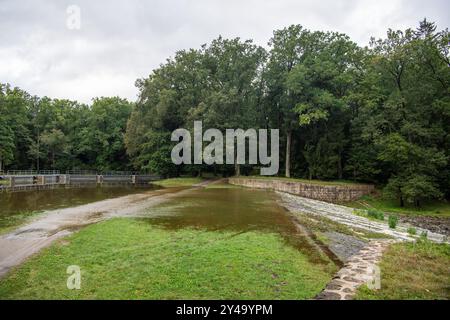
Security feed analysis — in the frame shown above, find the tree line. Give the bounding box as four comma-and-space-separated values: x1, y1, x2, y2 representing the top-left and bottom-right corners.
1, 20, 449, 206
0, 89, 133, 172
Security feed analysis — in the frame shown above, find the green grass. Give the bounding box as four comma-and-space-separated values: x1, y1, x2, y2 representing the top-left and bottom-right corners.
347, 194, 450, 218
237, 175, 365, 187
353, 208, 385, 222
0, 218, 333, 299
152, 177, 206, 188
407, 227, 417, 236
204, 182, 242, 189
355, 240, 450, 300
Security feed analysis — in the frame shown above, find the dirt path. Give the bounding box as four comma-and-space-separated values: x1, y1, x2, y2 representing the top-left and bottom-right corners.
0, 183, 214, 279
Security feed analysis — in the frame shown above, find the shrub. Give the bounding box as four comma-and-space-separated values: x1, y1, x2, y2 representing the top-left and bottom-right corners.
407, 227, 417, 235
388, 215, 398, 229
353, 209, 366, 217
367, 209, 385, 221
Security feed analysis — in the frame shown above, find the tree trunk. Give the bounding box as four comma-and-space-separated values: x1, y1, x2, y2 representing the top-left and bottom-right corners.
235, 163, 241, 177
285, 130, 292, 178
337, 153, 343, 180
415, 198, 420, 208
36, 132, 40, 171
400, 195, 404, 208
0, 156, 3, 173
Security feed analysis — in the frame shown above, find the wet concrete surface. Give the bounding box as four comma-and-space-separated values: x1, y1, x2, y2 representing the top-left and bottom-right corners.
279, 192, 448, 243
323, 231, 367, 262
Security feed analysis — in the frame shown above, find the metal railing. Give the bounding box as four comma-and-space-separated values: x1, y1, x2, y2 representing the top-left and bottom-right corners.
0, 171, 162, 192
66, 170, 97, 175
6, 170, 60, 176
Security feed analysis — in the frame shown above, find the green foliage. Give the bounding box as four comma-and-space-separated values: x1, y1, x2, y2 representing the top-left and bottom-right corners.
125, 37, 266, 177
407, 227, 417, 235
0, 86, 134, 172
367, 209, 385, 221
347, 193, 450, 217
388, 215, 399, 229
421, 231, 428, 240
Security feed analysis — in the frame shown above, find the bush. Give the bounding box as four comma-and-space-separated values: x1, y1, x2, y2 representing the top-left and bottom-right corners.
367, 209, 385, 221
388, 215, 398, 229
407, 227, 417, 235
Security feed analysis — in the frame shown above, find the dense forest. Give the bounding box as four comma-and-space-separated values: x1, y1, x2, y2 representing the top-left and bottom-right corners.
0, 92, 133, 172
1, 20, 449, 205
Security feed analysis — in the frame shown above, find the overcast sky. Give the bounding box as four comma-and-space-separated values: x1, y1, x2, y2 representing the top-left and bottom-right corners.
0, 0, 448, 104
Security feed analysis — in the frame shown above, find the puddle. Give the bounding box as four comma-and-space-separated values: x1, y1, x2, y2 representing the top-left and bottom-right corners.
142, 186, 334, 266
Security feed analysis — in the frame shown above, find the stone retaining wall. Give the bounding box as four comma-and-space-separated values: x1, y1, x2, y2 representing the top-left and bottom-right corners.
228, 178, 374, 203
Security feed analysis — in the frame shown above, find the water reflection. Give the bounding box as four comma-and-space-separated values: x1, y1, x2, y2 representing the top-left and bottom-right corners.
0, 185, 159, 223
144, 186, 332, 265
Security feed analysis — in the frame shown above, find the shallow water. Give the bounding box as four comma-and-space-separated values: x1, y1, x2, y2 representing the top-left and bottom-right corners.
144, 185, 333, 265
0, 185, 159, 229
0, 183, 336, 266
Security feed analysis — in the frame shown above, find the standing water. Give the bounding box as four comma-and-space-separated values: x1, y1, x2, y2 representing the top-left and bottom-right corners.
0, 185, 159, 231
143, 184, 334, 266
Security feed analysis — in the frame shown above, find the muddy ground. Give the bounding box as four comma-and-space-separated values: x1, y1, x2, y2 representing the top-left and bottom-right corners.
398, 215, 450, 236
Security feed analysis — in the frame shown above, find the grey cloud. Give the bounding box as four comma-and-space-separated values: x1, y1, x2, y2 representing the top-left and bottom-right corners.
0, 0, 448, 103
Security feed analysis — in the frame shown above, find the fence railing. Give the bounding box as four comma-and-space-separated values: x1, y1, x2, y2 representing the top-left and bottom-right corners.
6, 170, 60, 176
1, 173, 162, 191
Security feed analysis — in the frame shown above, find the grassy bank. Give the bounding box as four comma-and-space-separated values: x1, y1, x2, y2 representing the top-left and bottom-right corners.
0, 218, 334, 299
152, 177, 206, 188
238, 176, 365, 187
347, 194, 450, 218
355, 240, 450, 300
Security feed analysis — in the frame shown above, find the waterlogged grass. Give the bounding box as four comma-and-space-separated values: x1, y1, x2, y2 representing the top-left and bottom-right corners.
152, 177, 206, 188
348, 194, 450, 218
204, 182, 242, 189
0, 218, 333, 299
0, 210, 44, 235
241, 176, 365, 187
355, 240, 450, 300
